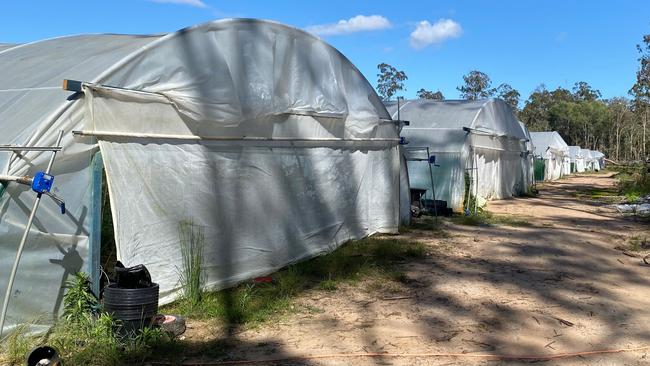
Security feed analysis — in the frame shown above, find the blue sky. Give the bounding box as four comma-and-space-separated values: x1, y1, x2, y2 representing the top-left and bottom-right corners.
1, 0, 648, 103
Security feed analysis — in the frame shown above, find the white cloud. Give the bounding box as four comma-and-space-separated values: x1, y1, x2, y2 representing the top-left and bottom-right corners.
149, 0, 207, 8
409, 19, 462, 49
306, 15, 391, 36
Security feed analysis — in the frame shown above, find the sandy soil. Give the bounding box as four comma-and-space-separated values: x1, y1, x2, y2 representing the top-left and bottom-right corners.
176, 172, 650, 366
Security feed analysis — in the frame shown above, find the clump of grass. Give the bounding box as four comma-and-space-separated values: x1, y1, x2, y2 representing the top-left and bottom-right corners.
178, 220, 206, 307
518, 189, 539, 198
164, 237, 428, 325
573, 186, 621, 203
588, 189, 615, 198
614, 164, 650, 201
62, 272, 100, 323
400, 217, 451, 237
628, 235, 650, 252
0, 323, 42, 365
451, 212, 532, 227
1, 273, 178, 366
319, 279, 338, 291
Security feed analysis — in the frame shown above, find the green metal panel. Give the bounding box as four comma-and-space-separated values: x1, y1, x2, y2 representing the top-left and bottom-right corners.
534, 160, 545, 182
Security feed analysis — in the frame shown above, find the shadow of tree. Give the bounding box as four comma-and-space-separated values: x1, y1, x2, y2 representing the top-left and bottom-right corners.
148, 173, 650, 365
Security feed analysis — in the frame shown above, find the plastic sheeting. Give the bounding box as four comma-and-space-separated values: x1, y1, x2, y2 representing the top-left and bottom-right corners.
0, 43, 17, 53
0, 19, 400, 335
519, 121, 535, 189
530, 131, 570, 181
581, 149, 596, 171
0, 34, 161, 336
386, 99, 527, 211
593, 151, 605, 170
568, 146, 586, 173
580, 149, 604, 171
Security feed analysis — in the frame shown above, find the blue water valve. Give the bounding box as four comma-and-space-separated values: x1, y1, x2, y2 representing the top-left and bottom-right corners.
31, 171, 54, 194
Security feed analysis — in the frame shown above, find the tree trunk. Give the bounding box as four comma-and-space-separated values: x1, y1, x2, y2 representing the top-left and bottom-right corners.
642, 106, 648, 157
615, 122, 620, 161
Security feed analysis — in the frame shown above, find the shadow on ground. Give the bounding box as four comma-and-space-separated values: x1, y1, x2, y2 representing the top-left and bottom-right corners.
150, 173, 650, 366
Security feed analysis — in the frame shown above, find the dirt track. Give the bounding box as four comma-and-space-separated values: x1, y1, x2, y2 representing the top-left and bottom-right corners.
181, 172, 650, 365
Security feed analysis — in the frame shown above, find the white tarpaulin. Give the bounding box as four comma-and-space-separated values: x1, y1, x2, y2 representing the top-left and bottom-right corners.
386, 99, 528, 211
568, 146, 586, 173
593, 150, 605, 170
519, 121, 535, 188
581, 149, 595, 171
530, 131, 570, 181
0, 19, 400, 335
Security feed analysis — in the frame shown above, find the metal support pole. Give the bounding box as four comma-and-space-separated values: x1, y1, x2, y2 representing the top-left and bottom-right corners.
426, 147, 438, 220
474, 151, 479, 214
0, 130, 64, 338
88, 152, 103, 297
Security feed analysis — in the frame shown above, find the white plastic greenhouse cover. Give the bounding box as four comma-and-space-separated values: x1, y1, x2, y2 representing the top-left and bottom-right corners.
0, 19, 401, 336
519, 121, 535, 188
568, 146, 586, 173
530, 131, 570, 180
0, 44, 17, 52
591, 150, 605, 170
581, 149, 596, 171
385, 99, 528, 211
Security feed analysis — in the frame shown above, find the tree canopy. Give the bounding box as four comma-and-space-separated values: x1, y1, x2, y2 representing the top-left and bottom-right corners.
376, 63, 408, 101
416, 88, 445, 100
373, 30, 650, 162
457, 70, 495, 100
496, 83, 520, 112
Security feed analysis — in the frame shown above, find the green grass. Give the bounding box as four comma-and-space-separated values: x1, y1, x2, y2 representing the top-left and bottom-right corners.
585, 189, 615, 198
628, 235, 650, 252
450, 211, 533, 227
399, 216, 451, 237
2, 237, 430, 365
611, 164, 650, 201
163, 236, 428, 325
573, 187, 621, 203
518, 188, 539, 198
178, 220, 206, 307
0, 274, 179, 366
0, 323, 38, 365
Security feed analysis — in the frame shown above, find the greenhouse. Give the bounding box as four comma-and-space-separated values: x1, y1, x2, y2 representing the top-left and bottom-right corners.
386, 99, 528, 212
568, 146, 586, 173
0, 19, 403, 336
581, 149, 603, 171
519, 121, 535, 189
593, 150, 605, 170
530, 131, 570, 181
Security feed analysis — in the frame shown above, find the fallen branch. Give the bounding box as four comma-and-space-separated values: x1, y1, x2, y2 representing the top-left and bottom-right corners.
614, 246, 640, 258
622, 251, 640, 258
552, 317, 574, 327
545, 340, 557, 349
381, 295, 414, 301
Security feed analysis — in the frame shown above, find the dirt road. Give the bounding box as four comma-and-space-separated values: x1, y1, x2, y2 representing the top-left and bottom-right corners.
180, 172, 650, 365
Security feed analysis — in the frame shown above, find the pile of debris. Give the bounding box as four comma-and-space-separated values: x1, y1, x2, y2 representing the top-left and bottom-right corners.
616, 195, 650, 216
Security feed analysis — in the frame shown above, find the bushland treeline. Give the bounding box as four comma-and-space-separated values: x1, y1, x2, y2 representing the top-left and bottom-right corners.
376, 32, 650, 162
